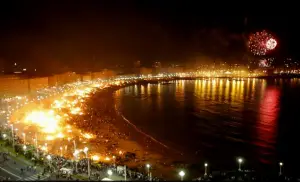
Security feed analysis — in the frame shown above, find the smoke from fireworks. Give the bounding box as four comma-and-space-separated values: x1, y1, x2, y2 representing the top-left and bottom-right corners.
248, 30, 277, 55
259, 58, 274, 68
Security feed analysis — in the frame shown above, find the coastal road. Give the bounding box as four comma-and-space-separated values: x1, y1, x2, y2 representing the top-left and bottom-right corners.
0, 167, 19, 180
0, 153, 49, 181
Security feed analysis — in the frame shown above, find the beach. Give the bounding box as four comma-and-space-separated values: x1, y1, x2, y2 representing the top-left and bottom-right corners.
84, 86, 190, 180
8, 82, 191, 180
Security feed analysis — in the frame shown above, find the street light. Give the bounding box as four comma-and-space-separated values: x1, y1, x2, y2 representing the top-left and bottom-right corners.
46, 155, 51, 166
112, 155, 116, 166
83, 147, 90, 178
46, 155, 51, 160
10, 124, 14, 150
107, 169, 113, 177
73, 150, 79, 173
22, 133, 26, 144
146, 164, 151, 180
60, 147, 63, 157
237, 158, 243, 171
279, 162, 283, 175
179, 170, 185, 181
204, 163, 208, 176
146, 164, 150, 173
35, 133, 39, 158
2, 133, 7, 139
124, 165, 127, 181
23, 145, 27, 154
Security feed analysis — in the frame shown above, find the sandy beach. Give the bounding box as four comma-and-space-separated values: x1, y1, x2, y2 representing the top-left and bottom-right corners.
9, 83, 192, 180
85, 86, 193, 180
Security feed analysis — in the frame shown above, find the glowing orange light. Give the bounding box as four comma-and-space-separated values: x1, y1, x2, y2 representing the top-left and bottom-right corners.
105, 157, 111, 161
82, 133, 94, 139
91, 155, 100, 161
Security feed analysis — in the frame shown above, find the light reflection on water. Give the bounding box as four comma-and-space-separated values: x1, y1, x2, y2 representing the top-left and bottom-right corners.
255, 87, 280, 164
114, 78, 300, 172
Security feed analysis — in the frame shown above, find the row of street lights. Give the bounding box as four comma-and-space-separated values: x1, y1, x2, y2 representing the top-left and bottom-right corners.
1, 133, 284, 181
237, 158, 284, 175
3, 130, 91, 180
176, 158, 284, 181
146, 163, 184, 181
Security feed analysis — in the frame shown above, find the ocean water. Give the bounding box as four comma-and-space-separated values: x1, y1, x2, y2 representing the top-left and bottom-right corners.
113, 78, 300, 176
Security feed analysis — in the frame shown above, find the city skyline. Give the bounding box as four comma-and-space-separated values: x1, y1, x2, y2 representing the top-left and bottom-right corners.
0, 1, 297, 74
1, 2, 300, 180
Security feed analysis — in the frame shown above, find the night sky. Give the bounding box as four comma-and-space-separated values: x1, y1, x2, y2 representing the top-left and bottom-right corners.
0, 1, 297, 73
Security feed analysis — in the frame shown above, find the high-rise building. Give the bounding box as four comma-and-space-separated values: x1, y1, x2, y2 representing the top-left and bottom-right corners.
153, 61, 161, 69
134, 60, 141, 68
133, 60, 141, 76
152, 61, 162, 74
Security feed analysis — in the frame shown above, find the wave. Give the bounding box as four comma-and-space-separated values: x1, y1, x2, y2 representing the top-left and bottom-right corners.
114, 104, 181, 154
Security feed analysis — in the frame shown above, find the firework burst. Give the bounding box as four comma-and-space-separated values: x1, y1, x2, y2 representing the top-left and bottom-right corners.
248, 30, 277, 56
266, 38, 277, 50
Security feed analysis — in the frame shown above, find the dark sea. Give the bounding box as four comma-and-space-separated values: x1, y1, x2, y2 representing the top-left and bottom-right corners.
113, 78, 300, 177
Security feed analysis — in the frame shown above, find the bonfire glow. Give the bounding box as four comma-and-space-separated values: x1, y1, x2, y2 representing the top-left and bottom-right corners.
24, 110, 61, 134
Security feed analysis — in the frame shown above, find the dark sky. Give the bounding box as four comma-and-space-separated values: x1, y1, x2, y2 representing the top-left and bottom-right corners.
0, 1, 296, 72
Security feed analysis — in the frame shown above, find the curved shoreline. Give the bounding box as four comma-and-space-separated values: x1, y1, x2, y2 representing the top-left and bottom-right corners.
8, 78, 296, 179
88, 82, 193, 179
114, 104, 171, 150
7, 79, 187, 180
108, 77, 296, 179
5, 76, 300, 180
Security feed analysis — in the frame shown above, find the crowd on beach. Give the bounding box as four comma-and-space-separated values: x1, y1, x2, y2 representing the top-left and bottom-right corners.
0, 82, 164, 181
1, 79, 300, 181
